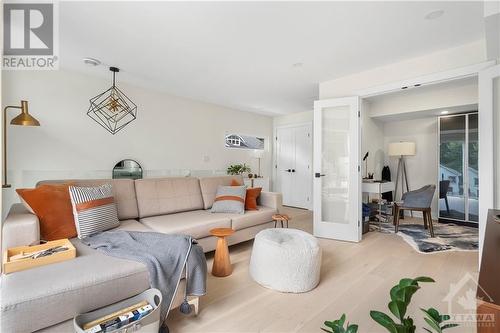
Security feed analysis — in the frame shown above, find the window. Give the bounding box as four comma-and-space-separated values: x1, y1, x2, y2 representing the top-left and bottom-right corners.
225, 133, 264, 150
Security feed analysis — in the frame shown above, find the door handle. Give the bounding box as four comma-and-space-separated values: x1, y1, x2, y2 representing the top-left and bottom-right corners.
285, 169, 291, 172
291, 169, 296, 173
315, 173, 326, 178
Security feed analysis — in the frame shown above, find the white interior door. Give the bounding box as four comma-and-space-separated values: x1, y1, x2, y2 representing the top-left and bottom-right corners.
291, 124, 312, 209
276, 127, 294, 206
313, 97, 361, 242
276, 124, 313, 209
478, 64, 500, 258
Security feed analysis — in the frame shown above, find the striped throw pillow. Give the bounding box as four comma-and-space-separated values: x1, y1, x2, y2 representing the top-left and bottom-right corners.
69, 184, 120, 238
211, 185, 247, 214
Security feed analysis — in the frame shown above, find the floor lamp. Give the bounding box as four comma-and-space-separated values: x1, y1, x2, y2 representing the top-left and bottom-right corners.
3, 101, 40, 188
388, 142, 416, 201
252, 149, 265, 177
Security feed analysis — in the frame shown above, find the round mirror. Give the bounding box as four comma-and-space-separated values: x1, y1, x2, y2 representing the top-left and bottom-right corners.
112, 159, 143, 180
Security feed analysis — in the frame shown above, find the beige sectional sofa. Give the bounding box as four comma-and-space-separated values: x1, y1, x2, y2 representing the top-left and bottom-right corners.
1, 175, 282, 333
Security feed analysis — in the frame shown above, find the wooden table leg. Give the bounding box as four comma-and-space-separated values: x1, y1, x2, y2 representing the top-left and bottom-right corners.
212, 236, 232, 277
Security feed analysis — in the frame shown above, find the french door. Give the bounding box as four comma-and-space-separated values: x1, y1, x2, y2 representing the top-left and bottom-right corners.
313, 97, 361, 242
478, 64, 500, 257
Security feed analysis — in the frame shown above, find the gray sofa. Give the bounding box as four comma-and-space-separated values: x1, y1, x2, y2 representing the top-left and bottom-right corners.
1, 175, 282, 332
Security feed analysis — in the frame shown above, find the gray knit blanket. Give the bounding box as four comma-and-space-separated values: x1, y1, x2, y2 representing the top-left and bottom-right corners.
82, 230, 207, 322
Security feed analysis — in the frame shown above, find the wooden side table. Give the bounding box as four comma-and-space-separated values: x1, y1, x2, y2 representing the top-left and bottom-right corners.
210, 228, 235, 277
272, 214, 291, 228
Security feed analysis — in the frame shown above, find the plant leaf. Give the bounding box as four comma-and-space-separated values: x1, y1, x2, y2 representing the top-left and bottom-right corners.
339, 314, 346, 327
346, 324, 358, 333
398, 278, 415, 288
414, 276, 435, 283
424, 318, 442, 333
324, 321, 335, 328
427, 308, 441, 322
388, 300, 407, 320
321, 328, 331, 333
390, 285, 404, 302
441, 323, 459, 330
439, 314, 451, 322
401, 285, 420, 303
370, 311, 398, 333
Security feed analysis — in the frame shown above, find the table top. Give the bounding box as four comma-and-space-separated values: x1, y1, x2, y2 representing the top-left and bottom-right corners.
210, 228, 235, 237
272, 214, 291, 221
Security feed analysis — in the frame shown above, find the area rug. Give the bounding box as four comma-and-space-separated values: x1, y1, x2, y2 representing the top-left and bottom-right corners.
371, 222, 478, 254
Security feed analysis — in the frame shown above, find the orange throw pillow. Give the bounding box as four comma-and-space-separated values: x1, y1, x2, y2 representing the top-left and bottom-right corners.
245, 187, 262, 211
229, 179, 262, 210
16, 184, 77, 241
230, 179, 242, 186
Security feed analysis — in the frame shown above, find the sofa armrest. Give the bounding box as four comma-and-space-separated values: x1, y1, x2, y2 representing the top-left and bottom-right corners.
258, 192, 283, 212
2, 203, 40, 253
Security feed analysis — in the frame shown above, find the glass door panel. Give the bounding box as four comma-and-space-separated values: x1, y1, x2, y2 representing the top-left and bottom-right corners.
321, 105, 350, 224
439, 115, 466, 221
468, 113, 479, 222
313, 97, 361, 242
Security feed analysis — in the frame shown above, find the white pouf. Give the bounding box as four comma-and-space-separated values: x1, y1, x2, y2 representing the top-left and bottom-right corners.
249, 228, 322, 293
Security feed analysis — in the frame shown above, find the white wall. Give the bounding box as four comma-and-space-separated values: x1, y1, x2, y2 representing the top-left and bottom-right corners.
383, 117, 439, 218
319, 40, 486, 99
361, 100, 385, 179
368, 78, 478, 118
2, 69, 273, 215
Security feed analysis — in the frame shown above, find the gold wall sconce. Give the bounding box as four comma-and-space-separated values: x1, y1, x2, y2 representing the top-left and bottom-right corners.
3, 101, 40, 188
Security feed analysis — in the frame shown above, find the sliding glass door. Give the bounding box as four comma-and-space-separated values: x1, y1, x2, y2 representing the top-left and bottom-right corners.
438, 113, 478, 224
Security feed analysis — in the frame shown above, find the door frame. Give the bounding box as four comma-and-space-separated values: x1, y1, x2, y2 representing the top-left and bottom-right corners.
273, 121, 313, 209
313, 97, 362, 242
478, 64, 500, 259
336, 60, 496, 252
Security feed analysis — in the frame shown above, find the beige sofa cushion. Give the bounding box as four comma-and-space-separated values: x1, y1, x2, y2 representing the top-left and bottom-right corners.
199, 175, 244, 209
135, 177, 204, 218
114, 219, 152, 232
229, 206, 277, 231
140, 210, 231, 239
37, 179, 139, 220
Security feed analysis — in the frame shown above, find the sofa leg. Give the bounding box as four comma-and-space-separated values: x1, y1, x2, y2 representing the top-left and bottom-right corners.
189, 297, 200, 316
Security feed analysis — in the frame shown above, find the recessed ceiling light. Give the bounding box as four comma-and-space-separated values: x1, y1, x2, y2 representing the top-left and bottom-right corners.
83, 57, 101, 66
292, 62, 303, 68
425, 10, 444, 20
441, 110, 449, 115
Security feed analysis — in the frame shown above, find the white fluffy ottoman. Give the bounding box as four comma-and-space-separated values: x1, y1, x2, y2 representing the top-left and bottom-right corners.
249, 228, 322, 293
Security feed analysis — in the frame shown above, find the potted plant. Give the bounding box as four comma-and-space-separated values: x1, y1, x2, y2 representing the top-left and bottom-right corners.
323, 277, 458, 333
226, 163, 251, 175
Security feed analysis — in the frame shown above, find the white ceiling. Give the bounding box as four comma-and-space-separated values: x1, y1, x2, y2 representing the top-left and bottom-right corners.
59, 1, 485, 116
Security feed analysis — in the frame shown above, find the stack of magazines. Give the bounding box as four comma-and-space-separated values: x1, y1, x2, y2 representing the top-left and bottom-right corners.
83, 301, 153, 333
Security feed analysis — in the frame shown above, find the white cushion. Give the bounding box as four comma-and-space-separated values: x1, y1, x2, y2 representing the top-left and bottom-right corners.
249, 228, 322, 293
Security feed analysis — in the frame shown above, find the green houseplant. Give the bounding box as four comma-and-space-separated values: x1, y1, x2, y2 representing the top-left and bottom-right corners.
226, 163, 251, 175
323, 277, 458, 333
322, 314, 358, 333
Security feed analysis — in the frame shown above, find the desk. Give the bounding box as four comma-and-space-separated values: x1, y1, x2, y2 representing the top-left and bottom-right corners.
362, 181, 395, 229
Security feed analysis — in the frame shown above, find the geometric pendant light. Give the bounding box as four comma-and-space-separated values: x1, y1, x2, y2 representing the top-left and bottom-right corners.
87, 66, 137, 134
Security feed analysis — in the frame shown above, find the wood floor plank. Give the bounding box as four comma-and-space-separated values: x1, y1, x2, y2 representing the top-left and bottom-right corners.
167, 208, 478, 333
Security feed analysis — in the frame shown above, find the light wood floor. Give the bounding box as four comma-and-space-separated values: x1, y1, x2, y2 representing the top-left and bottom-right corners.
168, 208, 479, 333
